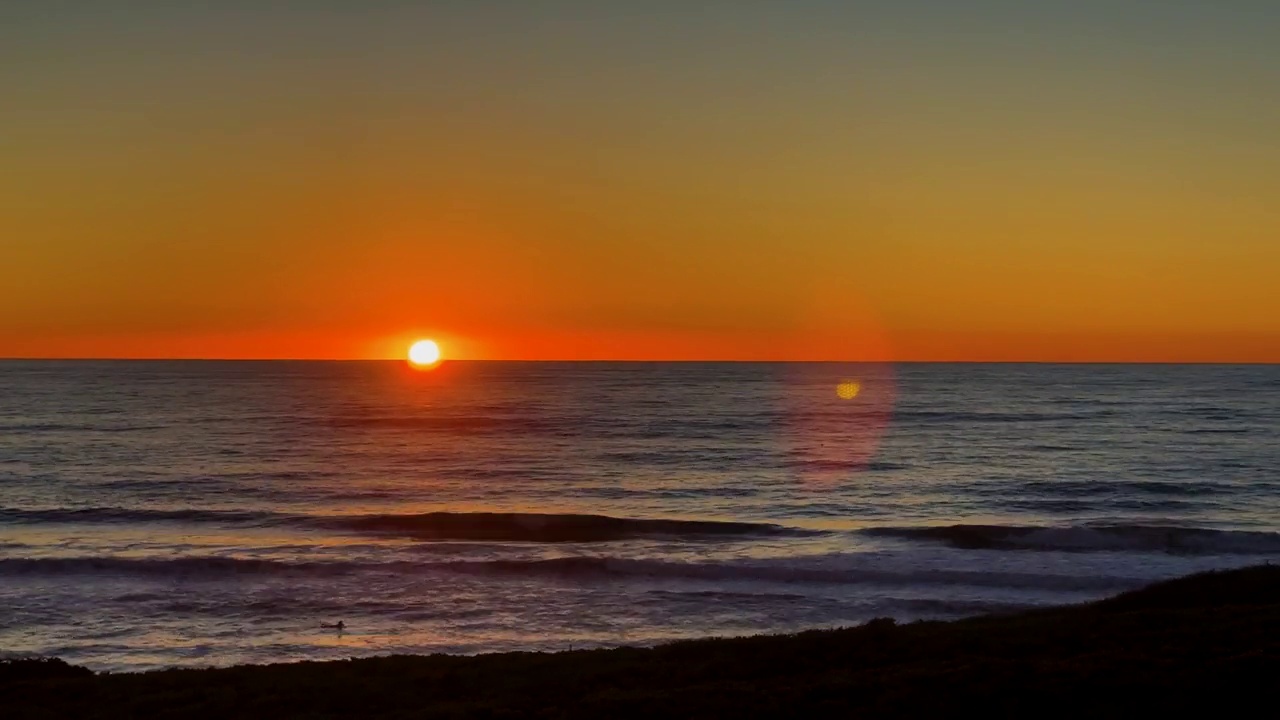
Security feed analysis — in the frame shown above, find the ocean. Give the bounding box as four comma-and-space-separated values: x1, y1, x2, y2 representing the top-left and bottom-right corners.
1, 360, 1277, 672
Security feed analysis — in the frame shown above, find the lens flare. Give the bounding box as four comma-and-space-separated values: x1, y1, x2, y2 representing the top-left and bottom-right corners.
836, 380, 861, 400
780, 363, 896, 487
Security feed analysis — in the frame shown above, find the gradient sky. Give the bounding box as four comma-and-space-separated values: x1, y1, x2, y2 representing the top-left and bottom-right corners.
3, 1, 1278, 361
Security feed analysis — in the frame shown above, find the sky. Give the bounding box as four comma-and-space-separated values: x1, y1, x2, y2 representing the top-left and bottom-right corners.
2, 1, 1278, 361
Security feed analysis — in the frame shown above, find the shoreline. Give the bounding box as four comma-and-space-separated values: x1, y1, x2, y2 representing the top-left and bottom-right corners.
4, 564, 1277, 718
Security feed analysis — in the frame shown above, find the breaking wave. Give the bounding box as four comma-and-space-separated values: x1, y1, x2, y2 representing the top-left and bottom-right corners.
861, 524, 1280, 555
0, 508, 816, 544
317, 512, 814, 543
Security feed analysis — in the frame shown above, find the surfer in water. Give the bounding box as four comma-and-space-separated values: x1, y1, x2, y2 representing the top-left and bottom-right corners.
321, 621, 345, 632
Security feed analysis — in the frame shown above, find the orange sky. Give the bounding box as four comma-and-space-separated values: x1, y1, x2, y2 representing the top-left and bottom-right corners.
2, 3, 1278, 362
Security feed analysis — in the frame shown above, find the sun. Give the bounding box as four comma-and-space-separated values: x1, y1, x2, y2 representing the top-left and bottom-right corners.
408, 339, 442, 367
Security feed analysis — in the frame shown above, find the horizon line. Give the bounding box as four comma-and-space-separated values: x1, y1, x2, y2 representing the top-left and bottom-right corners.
1, 357, 1276, 366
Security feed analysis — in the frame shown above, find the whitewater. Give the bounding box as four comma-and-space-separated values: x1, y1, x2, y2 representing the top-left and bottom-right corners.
1, 361, 1277, 671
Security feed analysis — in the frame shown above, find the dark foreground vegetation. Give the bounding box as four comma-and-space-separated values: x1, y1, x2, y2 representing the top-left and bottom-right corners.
4, 565, 1278, 719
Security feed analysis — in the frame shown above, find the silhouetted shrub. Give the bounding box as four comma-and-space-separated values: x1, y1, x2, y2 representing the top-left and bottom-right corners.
1096, 564, 1280, 612
864, 617, 897, 631
0, 656, 93, 684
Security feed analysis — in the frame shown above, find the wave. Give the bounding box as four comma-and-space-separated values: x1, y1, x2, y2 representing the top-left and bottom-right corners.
991, 498, 1201, 514
0, 508, 816, 544
0, 507, 280, 526
0, 557, 352, 577
0, 422, 164, 433
892, 410, 1110, 424
322, 414, 557, 432
430, 557, 1133, 591
999, 480, 1236, 498
0, 554, 1134, 592
321, 414, 788, 441
317, 512, 812, 543
891, 597, 1043, 616
789, 459, 910, 472
636, 590, 1036, 616
861, 524, 1280, 555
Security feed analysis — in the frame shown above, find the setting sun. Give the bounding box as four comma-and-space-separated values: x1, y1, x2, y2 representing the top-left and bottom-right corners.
408, 339, 442, 367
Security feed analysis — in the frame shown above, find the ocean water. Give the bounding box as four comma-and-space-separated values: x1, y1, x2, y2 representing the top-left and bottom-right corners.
1, 360, 1277, 672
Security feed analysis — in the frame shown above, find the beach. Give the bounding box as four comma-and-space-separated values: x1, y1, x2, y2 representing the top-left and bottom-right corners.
5, 565, 1277, 718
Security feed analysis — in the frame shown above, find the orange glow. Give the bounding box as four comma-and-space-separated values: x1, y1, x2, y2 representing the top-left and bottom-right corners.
408, 339, 442, 367
3, 5, 1279, 363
